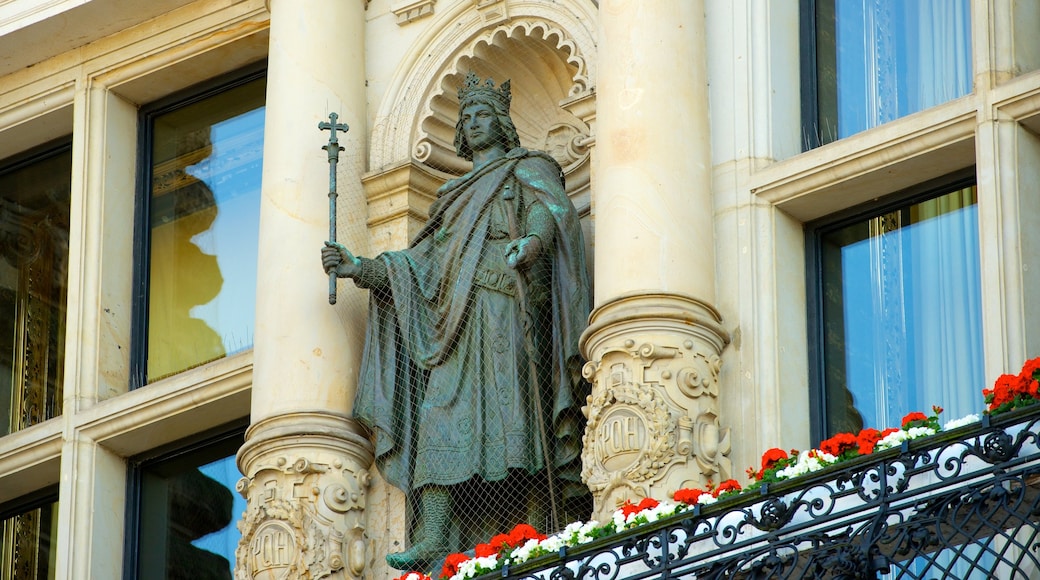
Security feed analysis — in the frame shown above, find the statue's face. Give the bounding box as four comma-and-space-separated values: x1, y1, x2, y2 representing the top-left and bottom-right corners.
460, 102, 501, 153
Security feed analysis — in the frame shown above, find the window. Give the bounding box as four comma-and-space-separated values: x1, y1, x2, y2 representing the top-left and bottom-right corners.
802, 0, 972, 148
0, 142, 72, 435
1, 489, 59, 579
808, 172, 982, 440
134, 68, 266, 385
127, 426, 245, 579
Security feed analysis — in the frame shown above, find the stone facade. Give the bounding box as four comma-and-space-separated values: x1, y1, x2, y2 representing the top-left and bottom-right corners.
0, 0, 1038, 578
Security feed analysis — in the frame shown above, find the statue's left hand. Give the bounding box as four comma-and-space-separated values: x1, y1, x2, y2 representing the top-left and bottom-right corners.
505, 234, 542, 269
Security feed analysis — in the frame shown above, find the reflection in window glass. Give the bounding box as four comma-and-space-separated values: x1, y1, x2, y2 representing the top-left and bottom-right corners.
811, 0, 971, 146
819, 186, 982, 436
136, 433, 245, 579
146, 77, 265, 382
1, 499, 58, 579
0, 146, 71, 435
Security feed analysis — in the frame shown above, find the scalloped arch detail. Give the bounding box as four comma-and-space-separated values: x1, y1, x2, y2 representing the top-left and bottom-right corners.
369, 1, 597, 174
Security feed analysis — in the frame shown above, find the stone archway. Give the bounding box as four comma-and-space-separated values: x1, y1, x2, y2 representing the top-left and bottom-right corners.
363, 0, 597, 254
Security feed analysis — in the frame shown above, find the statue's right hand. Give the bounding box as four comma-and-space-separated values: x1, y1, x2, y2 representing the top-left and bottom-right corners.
322, 241, 361, 278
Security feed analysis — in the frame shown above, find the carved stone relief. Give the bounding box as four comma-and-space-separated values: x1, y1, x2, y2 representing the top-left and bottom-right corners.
579, 295, 730, 521
236, 453, 370, 580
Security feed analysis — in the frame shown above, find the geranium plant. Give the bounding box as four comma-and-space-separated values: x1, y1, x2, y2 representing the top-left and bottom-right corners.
983, 357, 1040, 415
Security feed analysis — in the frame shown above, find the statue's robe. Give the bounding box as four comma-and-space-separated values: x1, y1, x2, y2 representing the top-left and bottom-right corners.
352, 148, 590, 496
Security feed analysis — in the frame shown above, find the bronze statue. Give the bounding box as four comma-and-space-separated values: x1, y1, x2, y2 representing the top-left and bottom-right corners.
322, 73, 590, 570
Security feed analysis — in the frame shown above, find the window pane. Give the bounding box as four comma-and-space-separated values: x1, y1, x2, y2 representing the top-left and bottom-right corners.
0, 147, 71, 435
813, 0, 971, 145
147, 78, 265, 381
1, 500, 58, 580
136, 435, 245, 578
819, 186, 982, 436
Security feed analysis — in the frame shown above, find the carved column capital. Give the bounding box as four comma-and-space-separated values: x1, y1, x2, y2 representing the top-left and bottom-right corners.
580, 292, 730, 522
235, 412, 374, 579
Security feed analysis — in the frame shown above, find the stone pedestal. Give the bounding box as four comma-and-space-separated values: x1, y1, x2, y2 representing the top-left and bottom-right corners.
235, 415, 373, 579
580, 294, 729, 521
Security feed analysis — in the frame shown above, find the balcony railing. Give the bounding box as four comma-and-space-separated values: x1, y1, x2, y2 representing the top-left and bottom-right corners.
486, 406, 1040, 580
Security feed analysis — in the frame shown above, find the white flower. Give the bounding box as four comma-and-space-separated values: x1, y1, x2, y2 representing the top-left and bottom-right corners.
944, 414, 980, 430
611, 509, 628, 530
508, 537, 542, 565
875, 429, 909, 451
540, 531, 568, 553
451, 554, 498, 580
775, 449, 837, 479
576, 520, 600, 543
696, 494, 717, 506
638, 501, 678, 525
906, 426, 937, 439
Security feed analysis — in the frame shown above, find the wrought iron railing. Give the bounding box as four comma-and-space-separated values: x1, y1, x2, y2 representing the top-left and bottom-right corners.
488, 406, 1040, 579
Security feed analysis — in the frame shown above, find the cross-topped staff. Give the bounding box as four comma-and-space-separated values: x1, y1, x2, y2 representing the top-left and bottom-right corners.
319, 112, 349, 304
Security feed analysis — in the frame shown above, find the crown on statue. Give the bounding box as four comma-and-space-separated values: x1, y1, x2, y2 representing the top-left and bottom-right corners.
458, 71, 511, 111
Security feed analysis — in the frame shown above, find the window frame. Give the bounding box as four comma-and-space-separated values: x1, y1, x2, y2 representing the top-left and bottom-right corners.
0, 484, 60, 579
799, 0, 823, 152
130, 62, 267, 389
804, 167, 978, 443
122, 418, 248, 580
0, 138, 74, 435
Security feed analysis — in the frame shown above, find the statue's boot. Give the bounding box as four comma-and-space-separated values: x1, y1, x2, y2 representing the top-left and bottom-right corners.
386, 486, 451, 571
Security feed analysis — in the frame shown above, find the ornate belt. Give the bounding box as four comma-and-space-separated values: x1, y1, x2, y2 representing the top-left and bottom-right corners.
472, 268, 516, 297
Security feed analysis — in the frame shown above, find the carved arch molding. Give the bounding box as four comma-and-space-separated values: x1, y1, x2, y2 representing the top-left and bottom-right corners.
369, 1, 598, 201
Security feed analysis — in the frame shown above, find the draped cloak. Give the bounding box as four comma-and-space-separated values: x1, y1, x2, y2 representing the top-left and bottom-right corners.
352, 149, 590, 494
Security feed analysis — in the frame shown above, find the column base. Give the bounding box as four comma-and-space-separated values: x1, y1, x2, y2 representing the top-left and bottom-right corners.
579, 292, 731, 522
235, 412, 374, 579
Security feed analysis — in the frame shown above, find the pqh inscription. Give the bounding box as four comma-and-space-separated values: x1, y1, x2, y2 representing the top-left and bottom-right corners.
597, 406, 648, 472
250, 520, 296, 580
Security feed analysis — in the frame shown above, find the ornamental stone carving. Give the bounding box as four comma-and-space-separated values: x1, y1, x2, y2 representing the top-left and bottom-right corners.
580, 293, 731, 521
235, 415, 373, 580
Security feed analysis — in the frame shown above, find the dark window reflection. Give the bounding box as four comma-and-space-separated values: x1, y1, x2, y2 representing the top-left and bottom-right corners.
0, 145, 71, 435
136, 431, 245, 579
146, 77, 265, 382
1, 498, 58, 579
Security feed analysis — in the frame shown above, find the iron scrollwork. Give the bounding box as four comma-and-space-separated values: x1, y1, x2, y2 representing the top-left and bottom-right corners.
487, 407, 1040, 579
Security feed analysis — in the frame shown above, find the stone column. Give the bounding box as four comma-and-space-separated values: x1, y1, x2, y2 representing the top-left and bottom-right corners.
235, 1, 374, 578
581, 0, 730, 522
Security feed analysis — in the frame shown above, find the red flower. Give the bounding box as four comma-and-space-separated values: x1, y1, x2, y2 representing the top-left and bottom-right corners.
820, 432, 858, 457
674, 487, 707, 504
507, 523, 545, 546
984, 374, 1020, 409
393, 573, 432, 580
474, 542, 497, 558
440, 553, 470, 579
760, 448, 788, 472
1019, 357, 1040, 382
487, 533, 512, 552
856, 428, 882, 455
713, 479, 742, 497
880, 427, 900, 438
901, 412, 928, 428
619, 497, 659, 518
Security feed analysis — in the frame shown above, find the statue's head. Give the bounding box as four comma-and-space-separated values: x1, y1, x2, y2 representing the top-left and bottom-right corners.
454, 72, 521, 161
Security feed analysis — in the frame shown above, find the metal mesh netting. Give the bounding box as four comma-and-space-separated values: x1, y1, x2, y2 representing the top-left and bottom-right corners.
326, 68, 593, 572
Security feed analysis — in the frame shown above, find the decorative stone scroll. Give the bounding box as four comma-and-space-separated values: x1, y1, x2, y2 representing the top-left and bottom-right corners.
235, 414, 373, 580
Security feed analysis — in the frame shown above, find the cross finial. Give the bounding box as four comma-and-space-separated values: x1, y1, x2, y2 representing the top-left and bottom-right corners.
319, 112, 349, 162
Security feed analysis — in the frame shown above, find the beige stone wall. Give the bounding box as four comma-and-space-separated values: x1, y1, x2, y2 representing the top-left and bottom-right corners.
1, 0, 1040, 576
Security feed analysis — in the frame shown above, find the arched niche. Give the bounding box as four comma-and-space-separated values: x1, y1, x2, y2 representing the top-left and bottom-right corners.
363, 1, 597, 255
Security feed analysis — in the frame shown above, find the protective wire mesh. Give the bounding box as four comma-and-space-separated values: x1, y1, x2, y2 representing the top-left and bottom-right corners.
334, 70, 593, 572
